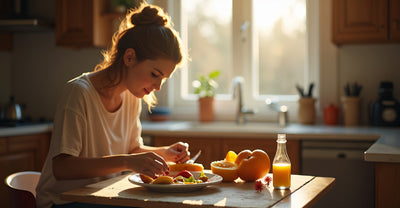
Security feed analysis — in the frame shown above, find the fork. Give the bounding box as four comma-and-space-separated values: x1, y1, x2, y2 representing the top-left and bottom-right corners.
186, 150, 202, 164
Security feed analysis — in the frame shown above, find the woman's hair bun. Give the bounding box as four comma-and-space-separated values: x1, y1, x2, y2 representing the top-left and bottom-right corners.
131, 6, 168, 27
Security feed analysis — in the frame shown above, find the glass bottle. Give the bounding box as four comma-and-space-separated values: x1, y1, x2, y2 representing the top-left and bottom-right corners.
273, 134, 291, 189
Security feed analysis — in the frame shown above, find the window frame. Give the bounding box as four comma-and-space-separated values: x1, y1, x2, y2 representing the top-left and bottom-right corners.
164, 0, 319, 122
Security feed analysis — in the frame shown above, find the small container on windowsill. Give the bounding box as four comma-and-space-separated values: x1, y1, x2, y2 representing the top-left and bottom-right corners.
148, 107, 170, 122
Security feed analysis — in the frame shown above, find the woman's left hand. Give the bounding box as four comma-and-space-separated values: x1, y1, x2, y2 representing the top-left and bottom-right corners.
163, 142, 190, 163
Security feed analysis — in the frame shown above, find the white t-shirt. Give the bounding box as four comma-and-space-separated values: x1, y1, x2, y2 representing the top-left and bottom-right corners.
36, 73, 143, 208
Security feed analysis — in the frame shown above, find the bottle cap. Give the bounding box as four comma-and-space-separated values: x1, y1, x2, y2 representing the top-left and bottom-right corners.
277, 134, 287, 142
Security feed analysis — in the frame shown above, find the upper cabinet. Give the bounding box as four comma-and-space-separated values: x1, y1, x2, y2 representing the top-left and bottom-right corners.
332, 0, 400, 45
0, 33, 12, 51
390, 0, 400, 39
56, 0, 123, 48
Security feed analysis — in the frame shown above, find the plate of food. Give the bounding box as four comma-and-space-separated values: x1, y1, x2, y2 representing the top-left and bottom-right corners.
128, 171, 223, 192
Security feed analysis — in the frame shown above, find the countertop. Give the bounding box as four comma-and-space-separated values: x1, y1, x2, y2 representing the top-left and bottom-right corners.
0, 123, 53, 137
141, 121, 400, 163
0, 121, 398, 163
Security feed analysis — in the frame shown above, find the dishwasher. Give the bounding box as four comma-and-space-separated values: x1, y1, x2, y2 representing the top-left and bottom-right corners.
301, 140, 375, 208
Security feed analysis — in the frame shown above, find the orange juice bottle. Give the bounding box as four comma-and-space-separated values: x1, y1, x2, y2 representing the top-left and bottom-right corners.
273, 134, 291, 189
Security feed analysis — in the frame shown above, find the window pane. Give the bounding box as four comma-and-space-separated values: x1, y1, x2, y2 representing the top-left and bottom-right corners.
254, 0, 307, 95
183, 0, 232, 96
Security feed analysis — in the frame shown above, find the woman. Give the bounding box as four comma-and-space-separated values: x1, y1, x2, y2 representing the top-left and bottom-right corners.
36, 4, 189, 208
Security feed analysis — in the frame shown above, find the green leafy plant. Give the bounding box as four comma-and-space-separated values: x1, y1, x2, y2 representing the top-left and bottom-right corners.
192, 70, 221, 98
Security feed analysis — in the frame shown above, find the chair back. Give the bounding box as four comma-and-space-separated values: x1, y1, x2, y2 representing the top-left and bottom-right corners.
5, 171, 41, 208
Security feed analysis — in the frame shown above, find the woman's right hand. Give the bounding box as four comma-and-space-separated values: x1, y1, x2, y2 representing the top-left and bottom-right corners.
125, 152, 169, 177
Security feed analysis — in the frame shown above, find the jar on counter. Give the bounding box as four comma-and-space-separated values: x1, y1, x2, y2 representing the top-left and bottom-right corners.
323, 104, 339, 125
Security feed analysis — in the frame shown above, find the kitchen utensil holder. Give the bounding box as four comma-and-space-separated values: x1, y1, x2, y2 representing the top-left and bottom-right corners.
341, 96, 360, 126
298, 98, 316, 124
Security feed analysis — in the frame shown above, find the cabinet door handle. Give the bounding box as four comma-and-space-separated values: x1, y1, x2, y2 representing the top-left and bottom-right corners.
337, 153, 347, 159
393, 19, 400, 30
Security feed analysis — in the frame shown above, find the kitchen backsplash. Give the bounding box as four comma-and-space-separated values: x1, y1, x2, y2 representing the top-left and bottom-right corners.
338, 44, 400, 125
0, 32, 102, 121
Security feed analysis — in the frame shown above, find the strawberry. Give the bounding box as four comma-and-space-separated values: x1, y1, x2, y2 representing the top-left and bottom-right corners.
174, 170, 193, 178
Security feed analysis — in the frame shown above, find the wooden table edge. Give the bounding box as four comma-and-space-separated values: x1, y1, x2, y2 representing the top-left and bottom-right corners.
273, 176, 336, 208
61, 174, 336, 208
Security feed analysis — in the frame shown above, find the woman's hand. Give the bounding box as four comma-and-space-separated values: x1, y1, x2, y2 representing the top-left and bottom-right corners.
52, 152, 169, 180
163, 142, 190, 163
125, 152, 169, 177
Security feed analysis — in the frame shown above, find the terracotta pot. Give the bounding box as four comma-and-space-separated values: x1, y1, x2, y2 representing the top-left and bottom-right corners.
341, 96, 360, 126
298, 97, 316, 124
323, 104, 339, 125
199, 97, 214, 122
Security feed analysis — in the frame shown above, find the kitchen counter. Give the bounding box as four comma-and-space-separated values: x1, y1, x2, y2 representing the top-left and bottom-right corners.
364, 129, 400, 163
1, 121, 398, 163
141, 121, 400, 163
141, 121, 383, 140
0, 123, 53, 137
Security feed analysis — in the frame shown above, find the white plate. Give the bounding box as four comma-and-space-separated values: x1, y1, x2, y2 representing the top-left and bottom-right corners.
128, 171, 223, 192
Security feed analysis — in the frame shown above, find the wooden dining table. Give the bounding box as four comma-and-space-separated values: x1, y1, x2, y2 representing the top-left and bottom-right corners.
61, 172, 335, 208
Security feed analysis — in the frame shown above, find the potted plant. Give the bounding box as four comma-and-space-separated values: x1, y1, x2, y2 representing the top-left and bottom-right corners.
192, 70, 220, 122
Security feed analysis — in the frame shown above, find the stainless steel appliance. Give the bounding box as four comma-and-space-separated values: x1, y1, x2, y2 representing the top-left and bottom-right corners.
301, 140, 375, 208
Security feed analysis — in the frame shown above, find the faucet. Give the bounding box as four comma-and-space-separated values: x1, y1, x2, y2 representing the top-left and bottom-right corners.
232, 76, 254, 124
265, 98, 289, 127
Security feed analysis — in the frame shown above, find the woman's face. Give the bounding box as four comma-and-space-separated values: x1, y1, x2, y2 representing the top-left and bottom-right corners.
124, 56, 176, 98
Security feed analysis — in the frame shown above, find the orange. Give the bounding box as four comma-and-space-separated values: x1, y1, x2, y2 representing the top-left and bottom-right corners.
139, 174, 154, 184
168, 162, 204, 172
210, 160, 239, 182
235, 149, 271, 182
152, 176, 174, 184
225, 151, 237, 163
234, 150, 252, 166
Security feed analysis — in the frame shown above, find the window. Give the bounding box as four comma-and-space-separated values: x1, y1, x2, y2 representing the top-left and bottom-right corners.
253, 0, 307, 97
168, 0, 318, 121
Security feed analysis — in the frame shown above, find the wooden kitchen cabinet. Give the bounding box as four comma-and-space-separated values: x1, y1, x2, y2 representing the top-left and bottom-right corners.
390, 0, 400, 39
56, 0, 123, 48
375, 162, 400, 208
0, 32, 13, 51
0, 132, 51, 208
153, 136, 300, 173
332, 0, 400, 44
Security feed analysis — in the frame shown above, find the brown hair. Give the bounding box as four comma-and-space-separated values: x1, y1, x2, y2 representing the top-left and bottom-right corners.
94, 3, 183, 109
